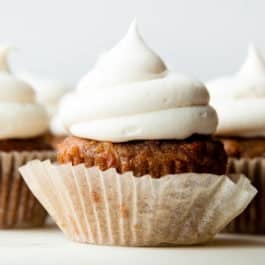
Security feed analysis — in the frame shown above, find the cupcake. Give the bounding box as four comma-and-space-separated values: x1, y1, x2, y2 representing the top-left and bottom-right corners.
20, 73, 70, 148
21, 75, 70, 117
19, 22, 256, 246
0, 46, 55, 228
206, 45, 265, 233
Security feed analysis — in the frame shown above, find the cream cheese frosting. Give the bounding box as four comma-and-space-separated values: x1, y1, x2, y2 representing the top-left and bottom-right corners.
207, 45, 265, 137
60, 21, 217, 142
20, 73, 70, 136
0, 46, 49, 139
49, 93, 71, 136
20, 73, 70, 117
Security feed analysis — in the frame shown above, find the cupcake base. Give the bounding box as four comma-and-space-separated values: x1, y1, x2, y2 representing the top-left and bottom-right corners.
224, 158, 265, 234
19, 160, 256, 246
0, 151, 55, 228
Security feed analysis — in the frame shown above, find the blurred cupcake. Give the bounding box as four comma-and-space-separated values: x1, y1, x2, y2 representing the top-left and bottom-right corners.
207, 45, 265, 233
21, 74, 70, 118
0, 46, 55, 228
20, 73, 70, 148
19, 22, 256, 246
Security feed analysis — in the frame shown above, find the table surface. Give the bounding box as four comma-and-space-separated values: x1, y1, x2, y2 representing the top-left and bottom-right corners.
0, 226, 264, 265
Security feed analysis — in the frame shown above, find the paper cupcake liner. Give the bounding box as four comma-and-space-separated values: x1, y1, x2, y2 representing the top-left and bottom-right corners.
224, 158, 265, 234
0, 151, 55, 228
19, 160, 256, 246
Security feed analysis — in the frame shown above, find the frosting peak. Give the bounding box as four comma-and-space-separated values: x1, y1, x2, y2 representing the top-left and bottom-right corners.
60, 22, 217, 142
239, 44, 265, 78
235, 44, 265, 98
78, 20, 166, 92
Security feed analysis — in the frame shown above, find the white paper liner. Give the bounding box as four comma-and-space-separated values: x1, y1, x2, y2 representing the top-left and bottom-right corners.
19, 160, 256, 246
224, 157, 265, 234
0, 151, 55, 228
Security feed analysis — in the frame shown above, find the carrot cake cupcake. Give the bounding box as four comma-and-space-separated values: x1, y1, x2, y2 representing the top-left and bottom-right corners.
207, 45, 265, 233
20, 22, 256, 246
0, 46, 54, 228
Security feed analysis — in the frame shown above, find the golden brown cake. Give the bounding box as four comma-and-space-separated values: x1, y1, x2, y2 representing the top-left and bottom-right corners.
222, 137, 265, 158
57, 135, 227, 178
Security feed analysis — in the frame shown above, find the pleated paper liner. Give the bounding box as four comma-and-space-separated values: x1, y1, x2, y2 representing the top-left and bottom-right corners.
0, 151, 55, 228
224, 158, 265, 234
19, 160, 256, 246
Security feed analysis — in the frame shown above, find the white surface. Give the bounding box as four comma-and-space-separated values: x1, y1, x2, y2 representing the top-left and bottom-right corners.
0, 226, 264, 265
0, 0, 264, 83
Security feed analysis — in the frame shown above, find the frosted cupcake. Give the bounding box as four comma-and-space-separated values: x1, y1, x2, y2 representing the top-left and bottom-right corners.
207, 45, 265, 233
0, 46, 55, 228
21, 74, 70, 148
21, 75, 70, 118
19, 22, 256, 246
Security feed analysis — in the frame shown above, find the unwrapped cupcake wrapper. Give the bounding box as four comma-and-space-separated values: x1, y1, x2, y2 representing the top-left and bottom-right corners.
19, 160, 256, 246
224, 158, 265, 234
0, 151, 55, 228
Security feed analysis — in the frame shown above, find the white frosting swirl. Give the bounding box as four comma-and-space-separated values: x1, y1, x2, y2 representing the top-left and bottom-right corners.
0, 46, 49, 139
60, 21, 217, 142
207, 45, 265, 137
20, 73, 70, 117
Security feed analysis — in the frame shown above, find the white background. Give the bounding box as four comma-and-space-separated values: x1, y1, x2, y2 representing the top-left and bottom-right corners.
0, 0, 263, 85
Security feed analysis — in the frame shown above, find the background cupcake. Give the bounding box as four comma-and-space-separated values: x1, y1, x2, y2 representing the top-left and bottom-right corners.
207, 45, 265, 234
20, 22, 256, 246
20, 73, 71, 148
20, 74, 70, 117
0, 46, 55, 228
